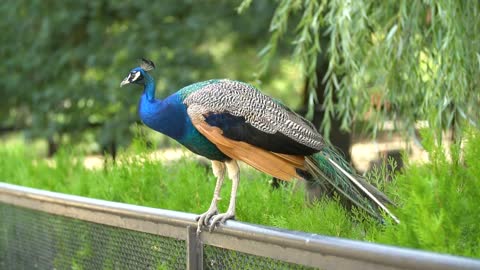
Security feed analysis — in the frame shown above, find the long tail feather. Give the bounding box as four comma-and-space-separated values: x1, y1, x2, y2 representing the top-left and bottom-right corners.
305, 145, 399, 224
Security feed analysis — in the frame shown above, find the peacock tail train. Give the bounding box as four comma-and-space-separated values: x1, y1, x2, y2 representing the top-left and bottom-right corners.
305, 145, 399, 223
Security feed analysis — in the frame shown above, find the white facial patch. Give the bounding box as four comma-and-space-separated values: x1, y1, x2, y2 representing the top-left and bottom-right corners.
131, 71, 141, 82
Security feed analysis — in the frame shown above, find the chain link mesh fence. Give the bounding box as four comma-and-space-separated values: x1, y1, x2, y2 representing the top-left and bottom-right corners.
2, 183, 480, 270
0, 203, 316, 270
0, 203, 186, 270
203, 245, 315, 270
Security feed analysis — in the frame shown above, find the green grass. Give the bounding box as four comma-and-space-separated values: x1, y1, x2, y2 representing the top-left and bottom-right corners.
1, 130, 479, 259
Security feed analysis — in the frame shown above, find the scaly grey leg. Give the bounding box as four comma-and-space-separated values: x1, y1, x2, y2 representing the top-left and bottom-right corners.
196, 161, 225, 234
209, 159, 239, 231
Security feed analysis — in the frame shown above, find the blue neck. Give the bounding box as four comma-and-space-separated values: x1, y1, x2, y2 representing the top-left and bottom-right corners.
137, 78, 230, 161
138, 75, 187, 141
143, 72, 156, 101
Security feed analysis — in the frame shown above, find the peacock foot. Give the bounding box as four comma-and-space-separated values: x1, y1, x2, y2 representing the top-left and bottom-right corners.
208, 211, 235, 232
196, 207, 218, 234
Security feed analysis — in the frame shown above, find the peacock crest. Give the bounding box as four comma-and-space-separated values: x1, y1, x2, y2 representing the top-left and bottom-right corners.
140, 58, 155, 71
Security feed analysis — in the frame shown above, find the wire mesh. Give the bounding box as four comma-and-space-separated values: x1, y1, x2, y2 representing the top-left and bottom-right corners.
203, 244, 318, 270
0, 203, 186, 270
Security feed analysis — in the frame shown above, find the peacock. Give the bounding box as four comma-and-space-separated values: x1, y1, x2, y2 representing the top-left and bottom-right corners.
120, 58, 399, 233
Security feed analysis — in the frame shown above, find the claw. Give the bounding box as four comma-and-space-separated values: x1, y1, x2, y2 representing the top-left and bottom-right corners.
208, 212, 235, 232
196, 207, 218, 235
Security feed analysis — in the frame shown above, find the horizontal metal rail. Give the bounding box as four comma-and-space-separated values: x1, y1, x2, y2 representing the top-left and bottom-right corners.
0, 182, 479, 270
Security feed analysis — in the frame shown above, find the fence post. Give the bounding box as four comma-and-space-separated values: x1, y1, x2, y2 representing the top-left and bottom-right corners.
187, 226, 203, 270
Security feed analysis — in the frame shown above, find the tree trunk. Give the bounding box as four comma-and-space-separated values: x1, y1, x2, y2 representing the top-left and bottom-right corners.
302, 55, 351, 163
47, 136, 58, 157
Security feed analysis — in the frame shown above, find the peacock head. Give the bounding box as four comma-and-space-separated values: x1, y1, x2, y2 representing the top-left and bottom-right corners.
120, 58, 155, 87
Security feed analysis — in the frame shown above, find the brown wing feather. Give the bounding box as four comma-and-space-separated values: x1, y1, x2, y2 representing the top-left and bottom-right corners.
193, 119, 305, 181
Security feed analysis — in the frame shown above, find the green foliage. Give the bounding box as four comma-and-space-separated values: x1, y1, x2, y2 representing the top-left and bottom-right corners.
1, 1, 303, 151
367, 128, 480, 257
2, 129, 480, 258
247, 0, 480, 138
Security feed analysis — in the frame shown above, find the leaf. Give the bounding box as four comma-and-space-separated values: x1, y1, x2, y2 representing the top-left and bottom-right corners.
386, 24, 398, 42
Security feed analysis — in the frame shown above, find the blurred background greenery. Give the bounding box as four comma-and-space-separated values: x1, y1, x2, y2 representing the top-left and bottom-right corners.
0, 0, 303, 157
1, 0, 479, 162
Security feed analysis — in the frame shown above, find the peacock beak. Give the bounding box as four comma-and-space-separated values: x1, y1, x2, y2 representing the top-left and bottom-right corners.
120, 76, 130, 87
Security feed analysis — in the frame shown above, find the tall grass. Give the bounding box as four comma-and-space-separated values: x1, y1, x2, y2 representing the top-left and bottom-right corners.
1, 130, 479, 258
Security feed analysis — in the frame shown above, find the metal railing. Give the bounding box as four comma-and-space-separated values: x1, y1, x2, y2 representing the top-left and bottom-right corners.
0, 182, 479, 270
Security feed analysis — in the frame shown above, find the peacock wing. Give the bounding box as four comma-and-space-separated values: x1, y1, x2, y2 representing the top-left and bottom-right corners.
183, 79, 324, 156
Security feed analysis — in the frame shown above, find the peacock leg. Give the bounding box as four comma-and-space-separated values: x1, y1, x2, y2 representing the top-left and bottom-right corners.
209, 160, 239, 231
196, 161, 225, 234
